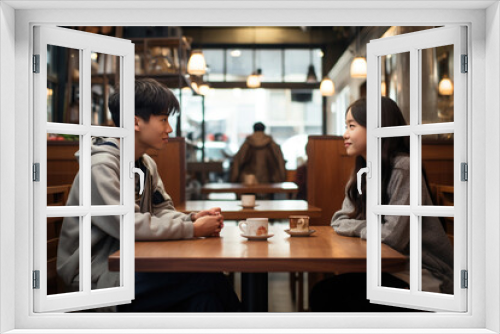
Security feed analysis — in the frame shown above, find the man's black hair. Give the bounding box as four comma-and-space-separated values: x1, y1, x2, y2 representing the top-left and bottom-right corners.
108, 78, 180, 127
253, 122, 266, 132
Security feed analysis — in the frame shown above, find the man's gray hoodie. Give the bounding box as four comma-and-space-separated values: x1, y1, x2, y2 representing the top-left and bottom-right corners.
57, 137, 194, 290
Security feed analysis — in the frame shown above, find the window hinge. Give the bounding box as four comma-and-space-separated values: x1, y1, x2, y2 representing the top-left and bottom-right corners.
461, 54, 468, 73
461, 162, 468, 181
461, 270, 468, 289
33, 54, 40, 73
33, 270, 40, 289
33, 163, 40, 182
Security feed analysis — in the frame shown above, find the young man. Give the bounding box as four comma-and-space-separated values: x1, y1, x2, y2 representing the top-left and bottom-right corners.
57, 78, 240, 312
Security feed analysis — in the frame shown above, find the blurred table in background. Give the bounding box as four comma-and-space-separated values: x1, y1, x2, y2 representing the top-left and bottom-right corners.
177, 200, 321, 220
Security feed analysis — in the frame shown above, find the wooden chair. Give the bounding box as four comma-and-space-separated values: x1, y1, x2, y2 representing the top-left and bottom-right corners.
47, 184, 71, 295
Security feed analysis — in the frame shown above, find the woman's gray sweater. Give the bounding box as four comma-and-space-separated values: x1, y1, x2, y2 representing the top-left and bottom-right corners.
331, 155, 454, 294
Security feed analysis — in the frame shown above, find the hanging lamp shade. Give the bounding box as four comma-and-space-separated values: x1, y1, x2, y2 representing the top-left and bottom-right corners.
246, 72, 261, 88
438, 76, 454, 95
350, 57, 367, 78
320, 77, 335, 96
187, 50, 206, 75
198, 82, 210, 96
306, 64, 318, 83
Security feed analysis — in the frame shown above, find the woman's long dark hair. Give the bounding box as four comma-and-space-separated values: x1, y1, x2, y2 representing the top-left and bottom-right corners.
346, 97, 409, 219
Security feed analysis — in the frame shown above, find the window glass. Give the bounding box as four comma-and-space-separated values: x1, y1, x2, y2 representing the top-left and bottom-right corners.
47, 133, 81, 204
176, 88, 321, 170
226, 49, 252, 81
380, 51, 410, 126
422, 134, 454, 205
421, 45, 454, 124
380, 215, 410, 291
47, 45, 80, 124
421, 216, 454, 294
91, 52, 119, 127
284, 49, 309, 82
47, 216, 80, 295
256, 49, 282, 82
203, 49, 225, 82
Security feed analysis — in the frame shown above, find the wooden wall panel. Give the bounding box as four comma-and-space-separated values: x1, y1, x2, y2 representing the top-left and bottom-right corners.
47, 137, 187, 205
146, 137, 186, 206
306, 136, 453, 226
307, 136, 355, 226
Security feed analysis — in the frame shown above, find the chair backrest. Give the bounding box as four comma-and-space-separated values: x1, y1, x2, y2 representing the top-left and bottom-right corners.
47, 184, 71, 295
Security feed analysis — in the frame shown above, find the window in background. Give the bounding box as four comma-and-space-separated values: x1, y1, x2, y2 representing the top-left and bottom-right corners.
174, 88, 321, 170
203, 49, 225, 82
226, 49, 252, 81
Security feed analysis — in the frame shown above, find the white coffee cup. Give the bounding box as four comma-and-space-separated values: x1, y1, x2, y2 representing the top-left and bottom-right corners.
238, 218, 268, 236
289, 215, 310, 232
241, 194, 256, 207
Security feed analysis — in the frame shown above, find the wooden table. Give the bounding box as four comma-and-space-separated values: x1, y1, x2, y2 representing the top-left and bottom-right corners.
109, 226, 407, 312
201, 182, 299, 196
176, 200, 321, 219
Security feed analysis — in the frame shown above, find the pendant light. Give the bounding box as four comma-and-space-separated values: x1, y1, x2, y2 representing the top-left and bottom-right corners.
247, 27, 261, 88
350, 27, 367, 78
438, 75, 454, 95
320, 77, 335, 96
187, 50, 206, 75
306, 27, 318, 83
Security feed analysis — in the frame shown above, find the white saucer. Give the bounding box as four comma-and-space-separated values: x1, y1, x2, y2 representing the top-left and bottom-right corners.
238, 204, 260, 209
284, 229, 316, 237
241, 233, 274, 241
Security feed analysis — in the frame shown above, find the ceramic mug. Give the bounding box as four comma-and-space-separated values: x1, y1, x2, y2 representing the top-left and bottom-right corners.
238, 218, 269, 236
289, 215, 310, 232
241, 194, 256, 207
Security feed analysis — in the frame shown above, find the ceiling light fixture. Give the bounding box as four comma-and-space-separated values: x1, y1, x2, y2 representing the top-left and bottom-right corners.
320, 77, 335, 96
187, 50, 206, 75
306, 27, 318, 83
350, 27, 367, 78
247, 28, 261, 88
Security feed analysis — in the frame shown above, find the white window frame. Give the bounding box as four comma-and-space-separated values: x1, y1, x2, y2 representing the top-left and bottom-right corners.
0, 2, 498, 333
32, 26, 136, 312
365, 26, 467, 312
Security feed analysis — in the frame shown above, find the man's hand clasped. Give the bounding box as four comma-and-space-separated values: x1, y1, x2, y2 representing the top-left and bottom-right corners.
192, 207, 224, 238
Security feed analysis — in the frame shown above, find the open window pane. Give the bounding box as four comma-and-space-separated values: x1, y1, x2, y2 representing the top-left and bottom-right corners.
421, 45, 454, 124
35, 25, 135, 313
367, 26, 466, 312
47, 45, 80, 124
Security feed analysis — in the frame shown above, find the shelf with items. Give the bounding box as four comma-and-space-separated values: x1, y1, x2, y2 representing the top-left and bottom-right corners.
132, 36, 195, 90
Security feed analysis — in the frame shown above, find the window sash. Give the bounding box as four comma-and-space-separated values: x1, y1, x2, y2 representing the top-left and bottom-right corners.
33, 25, 136, 313
366, 25, 467, 312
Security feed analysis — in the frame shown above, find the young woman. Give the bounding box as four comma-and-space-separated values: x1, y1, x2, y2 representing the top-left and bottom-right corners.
309, 97, 454, 312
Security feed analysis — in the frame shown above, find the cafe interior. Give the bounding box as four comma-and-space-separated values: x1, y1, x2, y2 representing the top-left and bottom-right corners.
46, 25, 455, 312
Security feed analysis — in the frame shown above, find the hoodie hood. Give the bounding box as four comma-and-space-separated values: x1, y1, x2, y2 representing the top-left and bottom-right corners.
74, 137, 121, 162
246, 131, 273, 148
